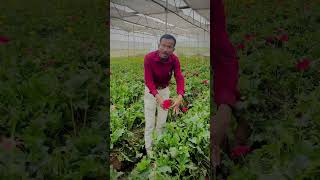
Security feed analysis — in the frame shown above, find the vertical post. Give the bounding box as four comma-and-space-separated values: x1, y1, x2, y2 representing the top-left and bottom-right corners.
190, 34, 192, 56
154, 34, 158, 50
165, 0, 168, 33
188, 34, 190, 57
127, 31, 129, 60
192, 34, 194, 56
193, 10, 195, 24
188, 34, 190, 56
133, 25, 135, 57
204, 29, 206, 58
186, 35, 188, 64
197, 32, 199, 55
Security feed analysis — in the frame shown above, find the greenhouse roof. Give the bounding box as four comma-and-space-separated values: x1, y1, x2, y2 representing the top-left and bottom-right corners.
110, 0, 210, 38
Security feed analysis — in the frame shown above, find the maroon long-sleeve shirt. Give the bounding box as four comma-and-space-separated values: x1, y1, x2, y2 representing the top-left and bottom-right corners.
211, 0, 240, 107
144, 50, 185, 97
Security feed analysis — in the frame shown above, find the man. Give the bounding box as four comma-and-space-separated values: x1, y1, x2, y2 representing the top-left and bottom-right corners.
211, 0, 252, 176
144, 34, 185, 155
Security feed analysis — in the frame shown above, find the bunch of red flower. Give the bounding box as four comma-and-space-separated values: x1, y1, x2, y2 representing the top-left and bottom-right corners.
202, 80, 209, 85
236, 43, 245, 50
244, 33, 256, 41
265, 28, 289, 45
276, 28, 288, 42
162, 99, 172, 110
181, 107, 188, 113
230, 145, 252, 158
296, 58, 311, 71
0, 36, 10, 44
277, 34, 289, 42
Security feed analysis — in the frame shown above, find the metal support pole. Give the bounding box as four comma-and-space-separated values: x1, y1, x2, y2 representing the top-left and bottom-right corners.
165, 0, 168, 34
204, 30, 206, 58
155, 36, 157, 50
197, 33, 199, 55
133, 25, 135, 57
127, 31, 129, 60
190, 34, 192, 56
154, 34, 158, 50
193, 10, 194, 24
188, 34, 190, 57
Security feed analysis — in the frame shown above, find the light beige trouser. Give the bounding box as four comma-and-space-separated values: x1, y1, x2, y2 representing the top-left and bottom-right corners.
144, 86, 170, 153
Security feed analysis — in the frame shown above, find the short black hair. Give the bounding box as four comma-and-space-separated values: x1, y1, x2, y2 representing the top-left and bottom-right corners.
160, 34, 176, 47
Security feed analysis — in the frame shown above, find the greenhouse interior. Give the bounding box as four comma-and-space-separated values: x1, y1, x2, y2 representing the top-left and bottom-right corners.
110, 0, 210, 58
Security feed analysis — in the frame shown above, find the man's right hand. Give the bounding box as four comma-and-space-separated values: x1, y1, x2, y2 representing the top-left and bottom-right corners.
155, 94, 164, 108
211, 104, 232, 167
215, 104, 232, 145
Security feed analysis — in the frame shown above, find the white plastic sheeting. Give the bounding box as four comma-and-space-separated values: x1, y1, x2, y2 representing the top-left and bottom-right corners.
184, 0, 210, 21
110, 0, 210, 57
110, 0, 209, 35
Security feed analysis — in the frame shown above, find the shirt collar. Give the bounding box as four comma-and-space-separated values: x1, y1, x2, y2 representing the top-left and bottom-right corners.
154, 50, 173, 63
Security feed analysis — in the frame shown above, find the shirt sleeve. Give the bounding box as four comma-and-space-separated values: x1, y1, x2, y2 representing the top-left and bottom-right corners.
212, 0, 239, 107
144, 56, 158, 96
173, 57, 185, 96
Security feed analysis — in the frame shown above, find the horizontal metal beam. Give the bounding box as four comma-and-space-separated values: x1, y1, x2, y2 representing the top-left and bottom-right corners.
111, 16, 179, 36
178, 6, 190, 9
110, 32, 155, 40
150, 0, 209, 32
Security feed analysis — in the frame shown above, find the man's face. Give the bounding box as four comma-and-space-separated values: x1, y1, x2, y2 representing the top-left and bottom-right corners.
158, 38, 175, 59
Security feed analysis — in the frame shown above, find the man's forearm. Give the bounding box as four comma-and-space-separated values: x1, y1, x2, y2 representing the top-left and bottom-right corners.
212, 0, 239, 107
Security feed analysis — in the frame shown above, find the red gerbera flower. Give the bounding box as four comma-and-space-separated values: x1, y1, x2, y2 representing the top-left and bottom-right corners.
202, 80, 209, 85
0, 36, 10, 44
67, 15, 79, 22
277, 34, 288, 42
162, 99, 172, 110
181, 107, 188, 113
244, 33, 255, 41
296, 58, 311, 71
236, 43, 245, 50
0, 137, 23, 151
265, 36, 276, 44
230, 145, 251, 158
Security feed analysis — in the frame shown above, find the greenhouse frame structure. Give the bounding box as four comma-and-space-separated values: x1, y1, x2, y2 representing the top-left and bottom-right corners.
110, 0, 210, 58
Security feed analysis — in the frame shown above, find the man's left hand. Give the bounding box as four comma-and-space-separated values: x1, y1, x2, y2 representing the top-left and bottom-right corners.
170, 95, 183, 114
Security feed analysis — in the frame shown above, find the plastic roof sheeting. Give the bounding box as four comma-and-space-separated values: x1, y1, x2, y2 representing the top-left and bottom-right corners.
196, 9, 210, 21
110, 7, 136, 18
150, 12, 201, 29
110, 0, 209, 36
111, 18, 146, 32
112, 0, 181, 15
183, 0, 210, 21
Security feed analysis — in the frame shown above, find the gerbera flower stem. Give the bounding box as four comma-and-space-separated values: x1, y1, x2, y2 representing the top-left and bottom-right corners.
298, 71, 303, 95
